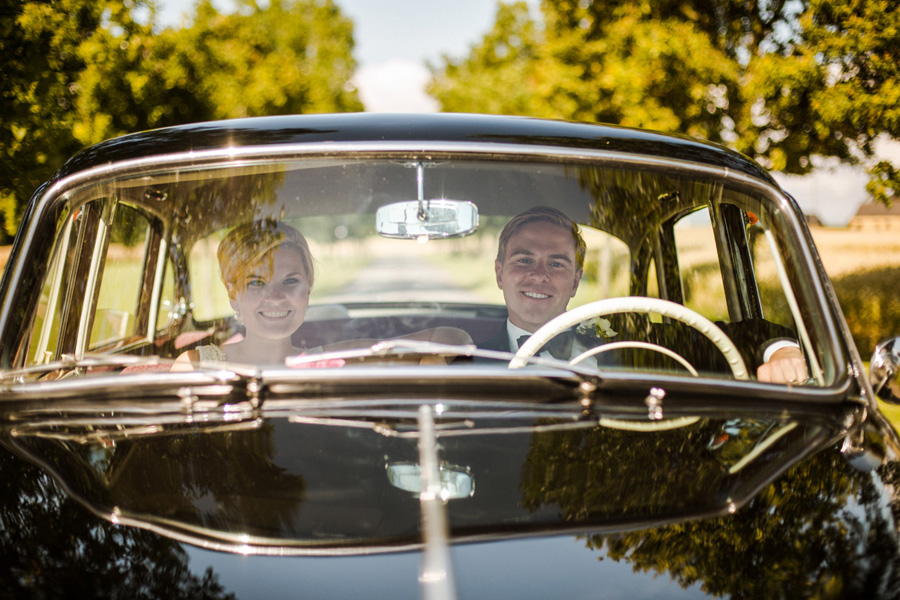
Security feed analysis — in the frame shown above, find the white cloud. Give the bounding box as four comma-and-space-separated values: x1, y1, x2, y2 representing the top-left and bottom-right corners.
774, 167, 869, 227
354, 59, 439, 113
874, 136, 900, 162
773, 135, 900, 227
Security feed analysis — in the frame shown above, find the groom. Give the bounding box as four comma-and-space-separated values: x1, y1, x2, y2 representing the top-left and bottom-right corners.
482, 206, 808, 383
480, 206, 588, 360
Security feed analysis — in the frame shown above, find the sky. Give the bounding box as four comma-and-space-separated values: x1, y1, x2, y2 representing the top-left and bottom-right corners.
156, 0, 881, 226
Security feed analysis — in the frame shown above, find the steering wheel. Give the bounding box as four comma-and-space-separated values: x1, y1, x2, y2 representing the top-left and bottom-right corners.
510, 296, 749, 380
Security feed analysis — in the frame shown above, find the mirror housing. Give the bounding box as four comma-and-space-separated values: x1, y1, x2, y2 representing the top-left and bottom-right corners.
870, 336, 900, 403
376, 199, 478, 240
386, 462, 474, 500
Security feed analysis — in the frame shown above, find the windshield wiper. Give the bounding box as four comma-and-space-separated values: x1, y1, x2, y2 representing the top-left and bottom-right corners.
1, 353, 176, 382
284, 339, 600, 377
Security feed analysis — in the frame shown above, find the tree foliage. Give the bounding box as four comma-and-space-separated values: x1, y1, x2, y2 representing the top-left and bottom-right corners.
74, 0, 362, 146
0, 0, 137, 242
0, 0, 362, 243
0, 442, 238, 599
429, 0, 900, 205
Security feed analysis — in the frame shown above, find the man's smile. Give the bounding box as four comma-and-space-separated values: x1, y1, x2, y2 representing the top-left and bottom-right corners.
522, 291, 551, 299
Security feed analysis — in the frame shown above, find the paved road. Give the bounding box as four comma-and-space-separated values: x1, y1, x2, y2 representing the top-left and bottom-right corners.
322, 253, 483, 304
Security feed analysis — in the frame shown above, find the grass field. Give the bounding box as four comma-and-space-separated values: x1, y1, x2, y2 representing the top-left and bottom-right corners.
807, 227, 900, 277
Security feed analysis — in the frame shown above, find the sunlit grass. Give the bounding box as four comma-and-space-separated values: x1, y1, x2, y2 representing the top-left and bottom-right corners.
878, 400, 900, 424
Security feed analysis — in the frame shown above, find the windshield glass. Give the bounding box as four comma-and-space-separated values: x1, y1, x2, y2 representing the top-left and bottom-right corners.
12, 154, 835, 386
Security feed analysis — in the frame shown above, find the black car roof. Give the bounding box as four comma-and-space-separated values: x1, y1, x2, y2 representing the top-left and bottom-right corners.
53, 112, 777, 186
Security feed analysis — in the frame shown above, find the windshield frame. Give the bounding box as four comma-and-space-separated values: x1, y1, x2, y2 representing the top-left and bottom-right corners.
0, 141, 853, 397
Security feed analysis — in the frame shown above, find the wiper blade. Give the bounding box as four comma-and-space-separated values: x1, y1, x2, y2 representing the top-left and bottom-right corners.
286, 339, 487, 365
284, 339, 599, 376
1, 353, 174, 381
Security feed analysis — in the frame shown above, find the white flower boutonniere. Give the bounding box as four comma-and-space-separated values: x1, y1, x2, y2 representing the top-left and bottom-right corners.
577, 317, 618, 339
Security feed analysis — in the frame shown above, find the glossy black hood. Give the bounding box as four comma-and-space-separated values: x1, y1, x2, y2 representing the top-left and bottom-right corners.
50, 113, 778, 186
3, 406, 900, 599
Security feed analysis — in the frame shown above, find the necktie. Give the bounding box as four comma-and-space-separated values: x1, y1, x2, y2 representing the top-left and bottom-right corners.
517, 330, 575, 360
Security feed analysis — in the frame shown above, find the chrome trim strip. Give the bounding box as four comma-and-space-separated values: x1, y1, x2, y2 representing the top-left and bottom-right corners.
38, 140, 768, 199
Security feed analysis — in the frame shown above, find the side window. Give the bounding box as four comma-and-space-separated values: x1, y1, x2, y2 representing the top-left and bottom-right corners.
26, 206, 77, 365
189, 232, 233, 322
747, 219, 796, 331
571, 226, 630, 307
646, 259, 660, 299
88, 204, 153, 349
673, 208, 729, 322
156, 257, 177, 332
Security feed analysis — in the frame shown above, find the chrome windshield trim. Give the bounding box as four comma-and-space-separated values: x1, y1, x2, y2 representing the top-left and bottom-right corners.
0, 362, 857, 409
36, 140, 773, 203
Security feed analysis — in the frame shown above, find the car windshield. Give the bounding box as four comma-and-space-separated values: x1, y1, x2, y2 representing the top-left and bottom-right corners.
10, 153, 836, 387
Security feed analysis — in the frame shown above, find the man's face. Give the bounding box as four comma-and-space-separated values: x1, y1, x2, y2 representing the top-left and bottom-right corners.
495, 221, 582, 333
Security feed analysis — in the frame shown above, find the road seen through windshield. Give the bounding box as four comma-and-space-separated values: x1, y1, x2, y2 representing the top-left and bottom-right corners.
322, 253, 484, 304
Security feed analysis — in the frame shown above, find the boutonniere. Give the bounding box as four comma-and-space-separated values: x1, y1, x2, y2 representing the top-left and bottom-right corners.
577, 317, 617, 339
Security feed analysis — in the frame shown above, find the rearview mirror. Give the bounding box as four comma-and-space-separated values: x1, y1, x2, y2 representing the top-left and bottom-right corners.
376, 199, 478, 239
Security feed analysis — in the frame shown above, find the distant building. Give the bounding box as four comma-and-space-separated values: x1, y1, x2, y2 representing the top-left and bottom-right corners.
848, 202, 900, 231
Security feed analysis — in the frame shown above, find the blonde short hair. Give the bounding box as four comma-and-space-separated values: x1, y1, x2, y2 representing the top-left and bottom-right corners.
217, 220, 314, 299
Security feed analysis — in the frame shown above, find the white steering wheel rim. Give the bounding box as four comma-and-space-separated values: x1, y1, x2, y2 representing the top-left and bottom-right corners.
509, 296, 749, 380
572, 340, 699, 376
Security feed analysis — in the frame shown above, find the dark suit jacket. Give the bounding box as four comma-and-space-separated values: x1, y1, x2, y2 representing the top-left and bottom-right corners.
479, 325, 513, 353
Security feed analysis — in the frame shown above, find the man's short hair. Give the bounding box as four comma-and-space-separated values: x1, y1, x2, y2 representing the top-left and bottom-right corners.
496, 206, 586, 269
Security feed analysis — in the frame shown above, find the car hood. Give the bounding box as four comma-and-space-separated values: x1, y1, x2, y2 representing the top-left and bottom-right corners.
4, 431, 899, 598
3, 392, 900, 598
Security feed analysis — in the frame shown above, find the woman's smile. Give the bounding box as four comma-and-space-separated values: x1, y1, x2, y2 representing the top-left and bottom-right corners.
259, 309, 291, 319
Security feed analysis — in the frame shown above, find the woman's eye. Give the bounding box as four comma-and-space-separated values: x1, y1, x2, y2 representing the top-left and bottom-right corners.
283, 277, 300, 285
247, 279, 265, 288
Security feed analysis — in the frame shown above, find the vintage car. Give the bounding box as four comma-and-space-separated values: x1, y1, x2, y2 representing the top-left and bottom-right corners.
2, 113, 900, 598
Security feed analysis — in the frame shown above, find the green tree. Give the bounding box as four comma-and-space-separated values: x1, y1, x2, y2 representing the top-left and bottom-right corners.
429, 0, 900, 205
428, 2, 542, 116
74, 0, 363, 146
1, 0, 362, 243
0, 0, 150, 242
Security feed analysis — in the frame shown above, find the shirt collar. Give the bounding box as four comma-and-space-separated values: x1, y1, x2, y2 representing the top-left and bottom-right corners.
506, 319, 534, 351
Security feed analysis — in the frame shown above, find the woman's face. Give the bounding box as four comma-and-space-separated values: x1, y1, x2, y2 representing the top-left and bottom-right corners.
229, 245, 311, 341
